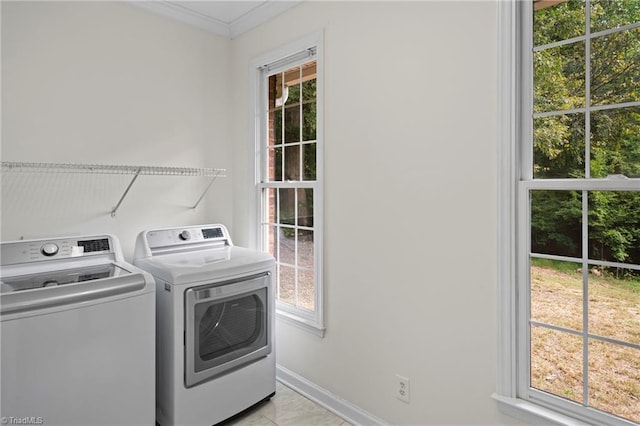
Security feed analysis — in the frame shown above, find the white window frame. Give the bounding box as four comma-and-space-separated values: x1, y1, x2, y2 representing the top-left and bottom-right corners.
496, 2, 640, 425
249, 32, 325, 337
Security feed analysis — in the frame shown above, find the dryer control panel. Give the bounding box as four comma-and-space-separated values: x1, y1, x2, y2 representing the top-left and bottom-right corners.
138, 224, 232, 258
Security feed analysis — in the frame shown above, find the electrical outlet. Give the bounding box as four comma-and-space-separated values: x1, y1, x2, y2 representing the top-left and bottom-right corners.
395, 374, 410, 403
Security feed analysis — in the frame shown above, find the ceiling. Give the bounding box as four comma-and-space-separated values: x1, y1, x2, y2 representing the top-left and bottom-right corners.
131, 1, 303, 39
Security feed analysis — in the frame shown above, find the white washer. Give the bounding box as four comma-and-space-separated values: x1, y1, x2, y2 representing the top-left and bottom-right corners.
133, 224, 276, 426
0, 234, 155, 426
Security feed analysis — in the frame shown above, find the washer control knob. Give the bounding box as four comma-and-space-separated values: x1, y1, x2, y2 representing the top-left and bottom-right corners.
41, 243, 59, 257
178, 230, 191, 241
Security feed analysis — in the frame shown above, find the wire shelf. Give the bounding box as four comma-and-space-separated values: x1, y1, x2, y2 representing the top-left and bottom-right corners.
0, 161, 226, 177
1, 161, 227, 216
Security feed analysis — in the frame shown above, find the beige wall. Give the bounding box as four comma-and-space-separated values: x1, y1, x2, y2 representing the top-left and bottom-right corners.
1, 1, 232, 258
231, 2, 522, 424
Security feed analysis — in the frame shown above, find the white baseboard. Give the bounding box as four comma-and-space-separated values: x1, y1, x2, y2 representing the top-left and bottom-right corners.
276, 364, 387, 426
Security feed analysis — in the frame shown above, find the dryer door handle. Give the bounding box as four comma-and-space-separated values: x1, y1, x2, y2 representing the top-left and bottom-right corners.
0, 274, 147, 316
188, 272, 270, 303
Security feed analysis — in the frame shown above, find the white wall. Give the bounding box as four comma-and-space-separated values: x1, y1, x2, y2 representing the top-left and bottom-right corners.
1, 1, 232, 259
3, 1, 526, 424
231, 2, 523, 424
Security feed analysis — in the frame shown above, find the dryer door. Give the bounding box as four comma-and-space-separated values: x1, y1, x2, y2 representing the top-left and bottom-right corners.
184, 272, 271, 387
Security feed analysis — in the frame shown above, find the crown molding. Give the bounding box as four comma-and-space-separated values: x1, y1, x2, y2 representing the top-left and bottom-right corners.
128, 1, 302, 39
228, 1, 301, 38
129, 1, 230, 37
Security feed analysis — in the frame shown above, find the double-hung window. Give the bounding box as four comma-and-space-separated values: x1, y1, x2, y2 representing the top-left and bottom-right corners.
254, 34, 324, 336
498, 1, 639, 425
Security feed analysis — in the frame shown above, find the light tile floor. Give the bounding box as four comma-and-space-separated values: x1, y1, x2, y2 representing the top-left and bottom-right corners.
226, 381, 351, 426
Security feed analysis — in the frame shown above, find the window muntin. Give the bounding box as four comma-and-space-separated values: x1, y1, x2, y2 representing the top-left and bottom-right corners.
522, 1, 640, 423
257, 52, 322, 331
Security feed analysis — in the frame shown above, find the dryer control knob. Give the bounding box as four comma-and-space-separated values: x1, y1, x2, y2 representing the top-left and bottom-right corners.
178, 230, 191, 241
41, 243, 59, 257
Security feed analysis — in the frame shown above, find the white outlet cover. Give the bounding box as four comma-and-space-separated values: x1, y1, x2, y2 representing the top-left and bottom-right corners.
396, 374, 410, 403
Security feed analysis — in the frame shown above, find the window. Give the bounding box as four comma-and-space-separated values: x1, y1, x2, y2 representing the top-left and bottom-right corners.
497, 1, 639, 424
253, 34, 324, 336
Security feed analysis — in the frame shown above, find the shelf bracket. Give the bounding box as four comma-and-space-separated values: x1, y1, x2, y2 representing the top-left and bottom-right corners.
192, 171, 221, 210
111, 168, 142, 217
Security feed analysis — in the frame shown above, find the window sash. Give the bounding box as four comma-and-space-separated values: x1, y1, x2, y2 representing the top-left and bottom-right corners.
497, 2, 639, 425
258, 180, 320, 313
517, 181, 639, 424
253, 34, 325, 336
518, 0, 640, 420
526, 4, 640, 181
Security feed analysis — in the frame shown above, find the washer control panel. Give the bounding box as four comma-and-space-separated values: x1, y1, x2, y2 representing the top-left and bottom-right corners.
1, 236, 113, 266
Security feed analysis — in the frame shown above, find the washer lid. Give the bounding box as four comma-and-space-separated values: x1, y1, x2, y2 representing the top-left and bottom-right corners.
0, 263, 131, 294
133, 246, 274, 285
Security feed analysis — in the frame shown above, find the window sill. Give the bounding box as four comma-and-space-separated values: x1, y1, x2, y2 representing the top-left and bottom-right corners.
493, 394, 592, 426
276, 309, 325, 338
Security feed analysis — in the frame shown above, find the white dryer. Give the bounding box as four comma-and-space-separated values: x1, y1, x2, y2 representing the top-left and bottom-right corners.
133, 224, 276, 426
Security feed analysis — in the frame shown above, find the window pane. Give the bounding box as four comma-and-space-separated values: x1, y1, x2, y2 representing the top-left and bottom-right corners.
301, 62, 316, 101
265, 188, 277, 224
534, 42, 585, 114
272, 108, 282, 145
531, 258, 583, 332
298, 229, 314, 270
302, 102, 316, 142
268, 147, 282, 181
590, 106, 640, 178
533, 113, 585, 178
286, 81, 300, 105
588, 340, 640, 423
284, 65, 301, 106
534, 0, 585, 47
591, 0, 640, 33
588, 191, 640, 264
279, 265, 295, 306
279, 188, 295, 226
297, 188, 313, 228
531, 190, 583, 258
284, 106, 300, 143
284, 145, 300, 180
265, 224, 278, 258
297, 268, 314, 311
588, 265, 640, 345
591, 28, 640, 106
530, 325, 583, 404
302, 143, 316, 181
268, 73, 282, 109
278, 227, 295, 266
